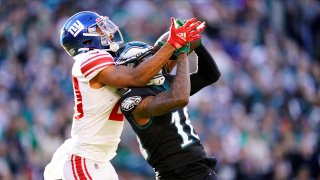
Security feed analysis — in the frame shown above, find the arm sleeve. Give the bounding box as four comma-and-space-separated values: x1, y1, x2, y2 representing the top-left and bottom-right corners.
190, 44, 221, 95
80, 50, 115, 81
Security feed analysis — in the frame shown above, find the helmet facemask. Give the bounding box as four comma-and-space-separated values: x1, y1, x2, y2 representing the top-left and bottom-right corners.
85, 16, 124, 52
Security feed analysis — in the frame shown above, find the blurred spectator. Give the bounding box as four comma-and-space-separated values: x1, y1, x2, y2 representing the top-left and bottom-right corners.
0, 0, 319, 179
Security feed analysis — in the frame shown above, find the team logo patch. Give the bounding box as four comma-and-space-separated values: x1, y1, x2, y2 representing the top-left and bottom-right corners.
67, 20, 84, 37
121, 96, 142, 112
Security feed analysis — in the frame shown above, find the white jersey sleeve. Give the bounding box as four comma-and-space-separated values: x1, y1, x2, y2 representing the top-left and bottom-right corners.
75, 49, 115, 81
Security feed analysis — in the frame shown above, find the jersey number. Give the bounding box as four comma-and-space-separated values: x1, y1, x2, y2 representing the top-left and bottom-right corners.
109, 100, 124, 121
73, 77, 123, 121
72, 77, 84, 120
171, 108, 200, 148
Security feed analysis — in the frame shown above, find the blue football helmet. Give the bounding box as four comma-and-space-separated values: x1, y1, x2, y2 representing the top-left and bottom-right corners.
60, 11, 124, 57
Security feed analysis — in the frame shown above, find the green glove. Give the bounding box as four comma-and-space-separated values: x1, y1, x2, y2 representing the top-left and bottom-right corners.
156, 40, 189, 59
156, 41, 165, 47
195, 38, 202, 48
155, 18, 184, 47
172, 19, 190, 57
155, 19, 190, 59
174, 43, 190, 57
175, 19, 184, 27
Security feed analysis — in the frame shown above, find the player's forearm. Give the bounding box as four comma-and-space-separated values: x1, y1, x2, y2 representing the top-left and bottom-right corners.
141, 93, 188, 117
139, 53, 190, 117
131, 43, 175, 86
170, 53, 190, 105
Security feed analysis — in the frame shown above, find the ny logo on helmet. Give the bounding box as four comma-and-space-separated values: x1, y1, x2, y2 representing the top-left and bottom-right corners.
68, 20, 85, 37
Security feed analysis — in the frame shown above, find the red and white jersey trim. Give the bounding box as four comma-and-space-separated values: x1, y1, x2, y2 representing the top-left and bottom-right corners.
71, 154, 93, 180
83, 61, 114, 78
74, 49, 115, 81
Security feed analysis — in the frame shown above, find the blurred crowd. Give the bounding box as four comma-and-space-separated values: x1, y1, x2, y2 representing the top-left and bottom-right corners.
0, 0, 320, 179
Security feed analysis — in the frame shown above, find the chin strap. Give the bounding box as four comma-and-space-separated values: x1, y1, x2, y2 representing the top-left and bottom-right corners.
109, 42, 120, 52
78, 48, 90, 53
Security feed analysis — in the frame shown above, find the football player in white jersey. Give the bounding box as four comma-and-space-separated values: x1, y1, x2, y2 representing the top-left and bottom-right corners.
43, 11, 205, 180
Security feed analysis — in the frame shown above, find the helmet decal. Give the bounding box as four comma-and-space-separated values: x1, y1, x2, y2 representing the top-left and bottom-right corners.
67, 20, 85, 37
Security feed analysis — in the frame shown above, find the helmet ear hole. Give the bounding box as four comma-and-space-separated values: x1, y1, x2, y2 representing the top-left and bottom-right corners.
83, 40, 92, 45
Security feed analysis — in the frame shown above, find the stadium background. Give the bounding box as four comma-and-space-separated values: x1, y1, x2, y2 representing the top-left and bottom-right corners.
1, 0, 320, 179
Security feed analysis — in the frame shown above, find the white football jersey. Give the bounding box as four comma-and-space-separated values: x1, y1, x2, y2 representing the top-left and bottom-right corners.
70, 49, 124, 163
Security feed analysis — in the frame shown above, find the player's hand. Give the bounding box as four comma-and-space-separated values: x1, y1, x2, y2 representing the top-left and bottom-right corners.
155, 41, 189, 60
167, 17, 206, 49
175, 19, 184, 27
176, 19, 203, 49
174, 43, 190, 58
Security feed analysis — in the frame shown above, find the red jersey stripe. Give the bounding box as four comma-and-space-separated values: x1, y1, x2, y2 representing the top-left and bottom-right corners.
71, 154, 79, 180
83, 62, 114, 78
72, 77, 84, 120
83, 158, 93, 180
81, 55, 112, 68
75, 155, 86, 180
80, 54, 109, 66
81, 57, 114, 75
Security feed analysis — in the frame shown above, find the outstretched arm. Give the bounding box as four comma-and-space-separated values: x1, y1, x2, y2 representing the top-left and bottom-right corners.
96, 43, 175, 88
132, 53, 190, 123
95, 18, 205, 88
190, 44, 220, 95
